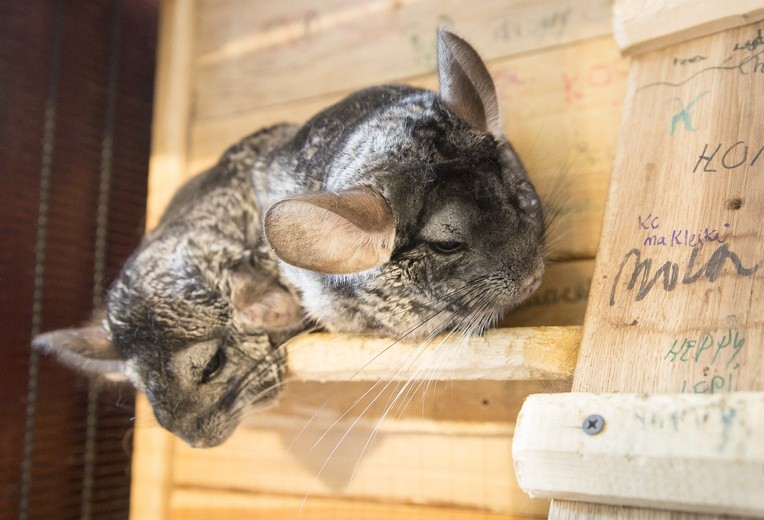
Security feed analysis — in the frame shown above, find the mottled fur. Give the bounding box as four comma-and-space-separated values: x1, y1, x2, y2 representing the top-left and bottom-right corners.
33, 30, 545, 448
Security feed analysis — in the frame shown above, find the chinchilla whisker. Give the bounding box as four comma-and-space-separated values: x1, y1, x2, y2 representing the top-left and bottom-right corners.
347, 283, 497, 477
394, 332, 458, 420
306, 296, 470, 488
307, 317, 448, 452
300, 277, 507, 504
380, 326, 454, 421
538, 165, 581, 260
285, 284, 483, 451
300, 337, 439, 507
346, 333, 454, 488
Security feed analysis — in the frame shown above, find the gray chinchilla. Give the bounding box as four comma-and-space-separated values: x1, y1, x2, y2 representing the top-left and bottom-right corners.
33, 29, 545, 448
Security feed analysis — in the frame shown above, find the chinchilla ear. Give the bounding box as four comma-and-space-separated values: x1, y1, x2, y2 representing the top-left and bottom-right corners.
264, 187, 396, 275
32, 325, 126, 379
437, 28, 503, 139
230, 266, 304, 333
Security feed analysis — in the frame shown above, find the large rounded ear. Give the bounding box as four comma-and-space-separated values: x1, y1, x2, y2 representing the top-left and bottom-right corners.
229, 266, 305, 333
264, 188, 396, 275
437, 28, 503, 140
33, 326, 126, 379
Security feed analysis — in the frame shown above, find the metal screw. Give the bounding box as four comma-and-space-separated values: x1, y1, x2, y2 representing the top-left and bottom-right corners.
583, 414, 605, 435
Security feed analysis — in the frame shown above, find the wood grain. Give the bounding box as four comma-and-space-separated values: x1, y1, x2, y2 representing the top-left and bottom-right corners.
145, 0, 194, 231
549, 502, 736, 520
135, 1, 628, 517
286, 326, 581, 382
573, 22, 764, 395
546, 18, 764, 520
130, 1, 191, 517
192, 0, 614, 117
614, 0, 764, 55
170, 414, 549, 516
514, 392, 764, 516
501, 260, 593, 327
170, 489, 533, 520
129, 395, 175, 520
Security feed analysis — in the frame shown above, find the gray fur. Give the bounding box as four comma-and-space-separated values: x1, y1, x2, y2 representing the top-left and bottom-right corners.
33, 30, 544, 448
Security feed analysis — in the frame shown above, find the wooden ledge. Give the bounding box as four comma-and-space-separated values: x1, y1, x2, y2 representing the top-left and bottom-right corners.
285, 326, 581, 382
513, 391, 764, 517
613, 0, 764, 55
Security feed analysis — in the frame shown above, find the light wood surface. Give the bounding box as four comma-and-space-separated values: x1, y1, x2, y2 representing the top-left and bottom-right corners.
501, 260, 593, 327
545, 15, 764, 520
145, 0, 194, 231
170, 489, 533, 520
137, 378, 570, 517
573, 22, 764, 395
549, 502, 736, 520
514, 392, 764, 516
286, 326, 581, 382
129, 1, 192, 518
192, 0, 614, 118
613, 0, 764, 55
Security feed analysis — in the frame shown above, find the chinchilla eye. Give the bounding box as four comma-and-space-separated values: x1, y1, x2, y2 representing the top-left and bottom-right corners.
428, 241, 466, 255
201, 347, 226, 384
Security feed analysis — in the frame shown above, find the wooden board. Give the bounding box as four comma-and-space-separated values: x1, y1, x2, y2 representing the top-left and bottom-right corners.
286, 326, 581, 382
134, 378, 571, 518
145, 0, 193, 230
514, 392, 764, 516
170, 489, 531, 520
133, 1, 625, 518
613, 0, 764, 56
546, 16, 764, 520
192, 0, 614, 118
550, 502, 738, 520
573, 21, 764, 395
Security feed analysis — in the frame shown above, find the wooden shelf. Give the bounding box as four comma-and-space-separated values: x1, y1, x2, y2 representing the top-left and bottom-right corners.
286, 326, 582, 383
514, 392, 764, 517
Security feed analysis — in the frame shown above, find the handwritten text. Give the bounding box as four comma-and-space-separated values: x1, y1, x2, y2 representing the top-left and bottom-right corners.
693, 141, 764, 173
609, 244, 760, 305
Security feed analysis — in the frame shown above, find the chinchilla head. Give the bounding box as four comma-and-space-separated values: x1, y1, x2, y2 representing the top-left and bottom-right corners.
265, 29, 545, 338
33, 173, 304, 448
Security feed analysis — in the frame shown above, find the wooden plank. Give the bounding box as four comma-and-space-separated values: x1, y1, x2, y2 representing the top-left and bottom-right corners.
513, 392, 764, 516
160, 379, 570, 517
129, 1, 190, 517
613, 0, 764, 56
572, 22, 764, 395
188, 36, 628, 259
501, 260, 593, 327
129, 395, 175, 520
192, 0, 614, 117
549, 502, 733, 520
145, 0, 194, 230
136, 377, 568, 517
545, 18, 764, 520
286, 326, 581, 382
170, 489, 533, 520
169, 412, 550, 516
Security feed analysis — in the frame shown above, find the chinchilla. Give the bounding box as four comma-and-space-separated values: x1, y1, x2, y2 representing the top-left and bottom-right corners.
33, 137, 308, 448
33, 28, 544, 447
262, 29, 545, 338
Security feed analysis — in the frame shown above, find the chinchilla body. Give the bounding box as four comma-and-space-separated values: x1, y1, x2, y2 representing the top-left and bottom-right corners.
33, 30, 545, 448
262, 83, 544, 338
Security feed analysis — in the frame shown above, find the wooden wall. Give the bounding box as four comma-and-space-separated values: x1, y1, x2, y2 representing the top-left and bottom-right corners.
132, 0, 627, 518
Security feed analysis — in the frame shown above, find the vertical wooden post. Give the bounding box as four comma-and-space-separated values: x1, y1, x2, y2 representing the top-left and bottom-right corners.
547, 1, 764, 517
130, 1, 193, 518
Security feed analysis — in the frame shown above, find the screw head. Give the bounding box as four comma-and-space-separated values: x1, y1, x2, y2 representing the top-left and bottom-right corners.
583, 414, 605, 435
